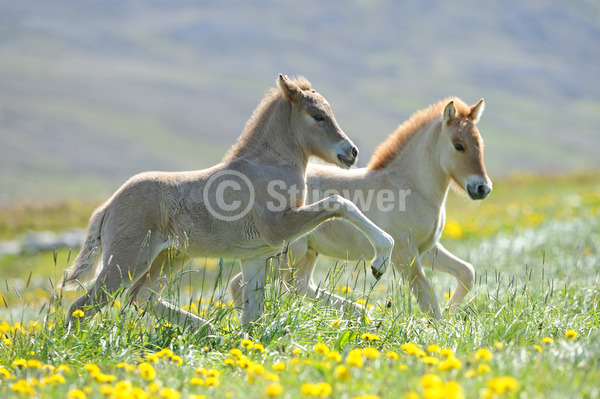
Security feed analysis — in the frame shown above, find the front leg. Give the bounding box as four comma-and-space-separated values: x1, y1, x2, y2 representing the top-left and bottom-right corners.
257, 195, 394, 279
393, 253, 441, 319
423, 243, 475, 314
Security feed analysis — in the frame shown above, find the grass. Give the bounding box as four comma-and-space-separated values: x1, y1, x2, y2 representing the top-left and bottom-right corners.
0, 171, 599, 398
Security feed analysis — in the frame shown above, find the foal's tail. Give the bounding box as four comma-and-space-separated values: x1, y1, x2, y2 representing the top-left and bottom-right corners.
58, 205, 107, 291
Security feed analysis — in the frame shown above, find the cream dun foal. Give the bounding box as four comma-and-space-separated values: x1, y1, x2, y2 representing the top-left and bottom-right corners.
231, 97, 491, 319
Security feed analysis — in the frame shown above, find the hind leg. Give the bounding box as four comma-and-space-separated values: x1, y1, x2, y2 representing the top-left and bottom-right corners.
229, 270, 244, 313
239, 255, 278, 327
285, 249, 364, 316
66, 231, 166, 327
129, 252, 214, 332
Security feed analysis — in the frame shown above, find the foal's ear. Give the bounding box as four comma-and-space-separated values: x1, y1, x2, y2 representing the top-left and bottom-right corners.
443, 101, 456, 123
469, 98, 485, 124
277, 73, 302, 103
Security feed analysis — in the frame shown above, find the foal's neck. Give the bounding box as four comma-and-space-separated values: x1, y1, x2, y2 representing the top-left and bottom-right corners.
228, 100, 310, 173
389, 120, 451, 207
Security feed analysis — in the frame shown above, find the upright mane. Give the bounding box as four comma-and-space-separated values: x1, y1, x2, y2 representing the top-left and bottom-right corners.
367, 97, 471, 170
223, 76, 312, 162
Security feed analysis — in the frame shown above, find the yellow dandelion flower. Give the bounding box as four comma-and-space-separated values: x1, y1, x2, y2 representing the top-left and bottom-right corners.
84, 363, 100, 374
346, 349, 364, 368
159, 387, 181, 399
26, 359, 42, 369
207, 369, 220, 378
301, 382, 332, 397
0, 367, 11, 379
248, 363, 266, 378
477, 363, 491, 375
474, 348, 493, 363
331, 320, 341, 328
440, 348, 455, 358
114, 380, 133, 392
171, 355, 183, 366
272, 361, 286, 371
67, 388, 86, 399
237, 356, 251, 369
148, 382, 161, 393
224, 358, 235, 367
362, 347, 380, 360
486, 376, 521, 394
230, 348, 243, 359
401, 342, 426, 357
420, 373, 443, 388
314, 343, 330, 355
542, 337, 554, 344
253, 343, 265, 352
11, 379, 36, 395
43, 374, 66, 385
265, 372, 280, 382
266, 383, 284, 397
94, 372, 116, 383
565, 330, 578, 340
327, 351, 342, 362
72, 309, 85, 318
190, 377, 205, 386
205, 376, 220, 388
292, 348, 302, 356
12, 358, 27, 368
156, 348, 174, 359
444, 381, 464, 399
533, 345, 543, 353
361, 332, 381, 342
493, 342, 504, 350
0, 321, 11, 333
241, 339, 253, 350
443, 219, 463, 239
139, 362, 156, 381
422, 356, 440, 365
438, 356, 462, 371
334, 365, 350, 380
427, 344, 441, 354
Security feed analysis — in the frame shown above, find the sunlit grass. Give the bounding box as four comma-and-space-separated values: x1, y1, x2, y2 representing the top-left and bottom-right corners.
1, 172, 600, 398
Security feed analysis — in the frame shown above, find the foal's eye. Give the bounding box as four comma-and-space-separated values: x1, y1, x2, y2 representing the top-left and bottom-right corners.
454, 143, 465, 152
312, 114, 325, 122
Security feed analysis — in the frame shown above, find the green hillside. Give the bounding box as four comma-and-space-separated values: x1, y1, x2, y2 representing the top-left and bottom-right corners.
1, 1, 599, 202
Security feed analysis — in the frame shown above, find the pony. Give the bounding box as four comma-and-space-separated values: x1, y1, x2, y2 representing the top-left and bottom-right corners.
230, 97, 491, 319
59, 74, 394, 331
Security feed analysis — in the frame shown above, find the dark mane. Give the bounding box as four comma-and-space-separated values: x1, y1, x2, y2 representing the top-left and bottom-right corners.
223, 76, 312, 162
367, 97, 471, 170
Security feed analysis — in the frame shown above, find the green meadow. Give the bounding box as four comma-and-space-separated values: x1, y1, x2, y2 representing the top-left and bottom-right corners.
0, 171, 599, 398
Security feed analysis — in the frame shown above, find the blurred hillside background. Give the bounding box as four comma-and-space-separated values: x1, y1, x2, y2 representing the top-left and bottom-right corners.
1, 0, 599, 203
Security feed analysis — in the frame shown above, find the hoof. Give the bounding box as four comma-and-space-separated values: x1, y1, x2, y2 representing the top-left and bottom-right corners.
371, 266, 384, 280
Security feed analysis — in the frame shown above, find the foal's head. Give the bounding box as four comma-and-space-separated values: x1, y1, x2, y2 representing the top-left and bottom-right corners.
278, 74, 358, 168
440, 98, 492, 200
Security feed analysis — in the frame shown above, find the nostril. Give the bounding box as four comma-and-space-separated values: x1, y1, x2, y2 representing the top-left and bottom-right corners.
477, 185, 485, 195
351, 147, 358, 158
